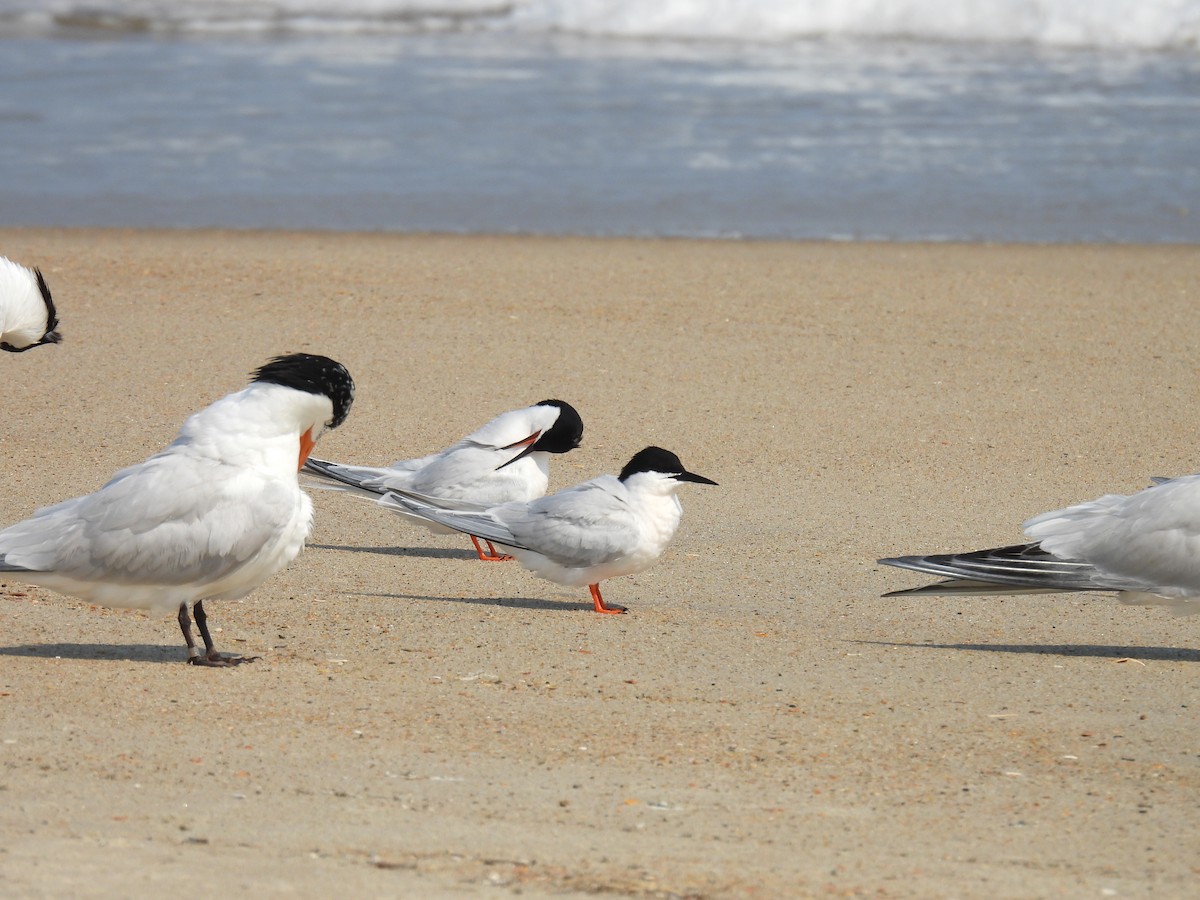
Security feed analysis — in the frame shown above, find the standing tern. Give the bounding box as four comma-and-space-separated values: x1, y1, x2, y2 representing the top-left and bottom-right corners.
879, 473, 1200, 614
0, 353, 355, 665
382, 446, 717, 614
1, 255, 61, 352
304, 399, 584, 561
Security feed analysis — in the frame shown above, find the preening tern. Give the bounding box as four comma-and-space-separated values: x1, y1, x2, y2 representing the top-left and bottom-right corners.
0, 353, 355, 665
1, 255, 60, 352
304, 399, 583, 560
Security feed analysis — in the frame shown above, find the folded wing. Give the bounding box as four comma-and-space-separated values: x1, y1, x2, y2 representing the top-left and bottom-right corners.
878, 543, 1116, 596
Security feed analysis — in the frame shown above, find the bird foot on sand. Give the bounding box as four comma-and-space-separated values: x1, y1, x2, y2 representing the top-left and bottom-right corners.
187, 651, 260, 667
471, 536, 514, 562
588, 584, 627, 614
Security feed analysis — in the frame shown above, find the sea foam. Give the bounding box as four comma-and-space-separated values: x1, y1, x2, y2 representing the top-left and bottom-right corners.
1, 0, 1198, 50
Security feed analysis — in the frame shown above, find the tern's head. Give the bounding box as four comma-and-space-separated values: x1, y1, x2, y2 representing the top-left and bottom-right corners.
619, 446, 718, 492
251, 353, 355, 430
532, 399, 584, 454
0, 260, 61, 353
496, 399, 584, 469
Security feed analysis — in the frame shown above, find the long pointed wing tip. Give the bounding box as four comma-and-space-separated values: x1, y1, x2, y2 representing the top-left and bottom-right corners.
879, 582, 945, 597
877, 555, 930, 571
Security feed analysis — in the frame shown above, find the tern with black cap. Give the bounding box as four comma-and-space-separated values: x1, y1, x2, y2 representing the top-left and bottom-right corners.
0, 353, 355, 665
384, 446, 716, 613
304, 399, 584, 561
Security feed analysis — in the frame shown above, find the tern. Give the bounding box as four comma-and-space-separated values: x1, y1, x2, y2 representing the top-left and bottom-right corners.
1, 255, 61, 352
304, 399, 583, 561
0, 353, 355, 665
382, 446, 717, 614
879, 473, 1200, 614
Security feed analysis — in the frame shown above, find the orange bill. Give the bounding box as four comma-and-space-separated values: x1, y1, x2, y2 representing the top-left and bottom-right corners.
298, 427, 317, 471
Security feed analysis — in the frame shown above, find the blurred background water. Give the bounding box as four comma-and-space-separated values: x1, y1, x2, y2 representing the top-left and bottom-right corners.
1, 0, 1198, 241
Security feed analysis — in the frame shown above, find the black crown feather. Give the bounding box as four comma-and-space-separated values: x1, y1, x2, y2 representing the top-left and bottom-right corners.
252, 353, 355, 429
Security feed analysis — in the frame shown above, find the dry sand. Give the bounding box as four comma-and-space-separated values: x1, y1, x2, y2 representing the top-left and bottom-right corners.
1, 229, 1197, 898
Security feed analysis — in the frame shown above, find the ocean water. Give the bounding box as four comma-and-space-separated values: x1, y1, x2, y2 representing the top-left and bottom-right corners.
0, 0, 1198, 241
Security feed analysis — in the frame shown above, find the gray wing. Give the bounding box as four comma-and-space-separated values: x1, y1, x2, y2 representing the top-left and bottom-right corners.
878, 543, 1123, 597
495, 481, 637, 568
303, 457, 397, 498
379, 493, 529, 549
382, 479, 636, 568
380, 483, 491, 512
304, 451, 506, 505
0, 453, 296, 587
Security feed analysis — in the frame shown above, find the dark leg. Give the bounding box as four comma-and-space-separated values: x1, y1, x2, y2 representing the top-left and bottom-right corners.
184, 600, 259, 667
178, 602, 203, 662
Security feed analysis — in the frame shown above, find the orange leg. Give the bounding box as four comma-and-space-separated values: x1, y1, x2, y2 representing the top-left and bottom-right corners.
471, 535, 512, 562
589, 583, 627, 615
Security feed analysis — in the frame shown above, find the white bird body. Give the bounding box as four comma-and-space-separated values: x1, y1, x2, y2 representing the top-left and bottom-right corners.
1, 384, 323, 615
0, 255, 60, 352
880, 473, 1200, 614
383, 446, 716, 613
0, 354, 355, 663
304, 400, 583, 553
494, 475, 685, 587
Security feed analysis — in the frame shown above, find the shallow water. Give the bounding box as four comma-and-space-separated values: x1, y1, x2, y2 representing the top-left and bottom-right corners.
1, 27, 1197, 241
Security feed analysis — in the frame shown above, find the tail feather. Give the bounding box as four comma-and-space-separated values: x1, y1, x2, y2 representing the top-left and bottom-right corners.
878, 542, 1112, 595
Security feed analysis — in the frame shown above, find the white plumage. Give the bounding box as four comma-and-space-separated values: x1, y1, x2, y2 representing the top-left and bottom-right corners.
880, 473, 1200, 614
384, 446, 716, 613
0, 255, 60, 352
304, 399, 583, 560
0, 353, 355, 664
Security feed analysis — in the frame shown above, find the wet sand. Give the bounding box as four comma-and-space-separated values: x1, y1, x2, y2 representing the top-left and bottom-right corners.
1, 229, 1197, 897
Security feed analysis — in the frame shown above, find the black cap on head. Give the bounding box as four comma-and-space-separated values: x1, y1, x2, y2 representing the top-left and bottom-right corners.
533, 399, 584, 453
252, 353, 355, 429
619, 446, 717, 485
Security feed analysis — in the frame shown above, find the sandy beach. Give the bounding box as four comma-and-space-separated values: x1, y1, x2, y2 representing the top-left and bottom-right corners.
1, 228, 1197, 898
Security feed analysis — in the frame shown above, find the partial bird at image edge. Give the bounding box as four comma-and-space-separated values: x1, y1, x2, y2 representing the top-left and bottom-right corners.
879, 472, 1200, 616
0, 255, 61, 353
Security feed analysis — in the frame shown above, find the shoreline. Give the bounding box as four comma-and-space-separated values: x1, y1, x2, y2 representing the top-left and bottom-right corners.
8, 222, 1200, 245
2, 228, 1198, 897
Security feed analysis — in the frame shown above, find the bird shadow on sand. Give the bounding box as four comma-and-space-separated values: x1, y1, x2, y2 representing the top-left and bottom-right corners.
852, 640, 1199, 662
310, 543, 475, 561
0, 642, 181, 663
344, 590, 596, 614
